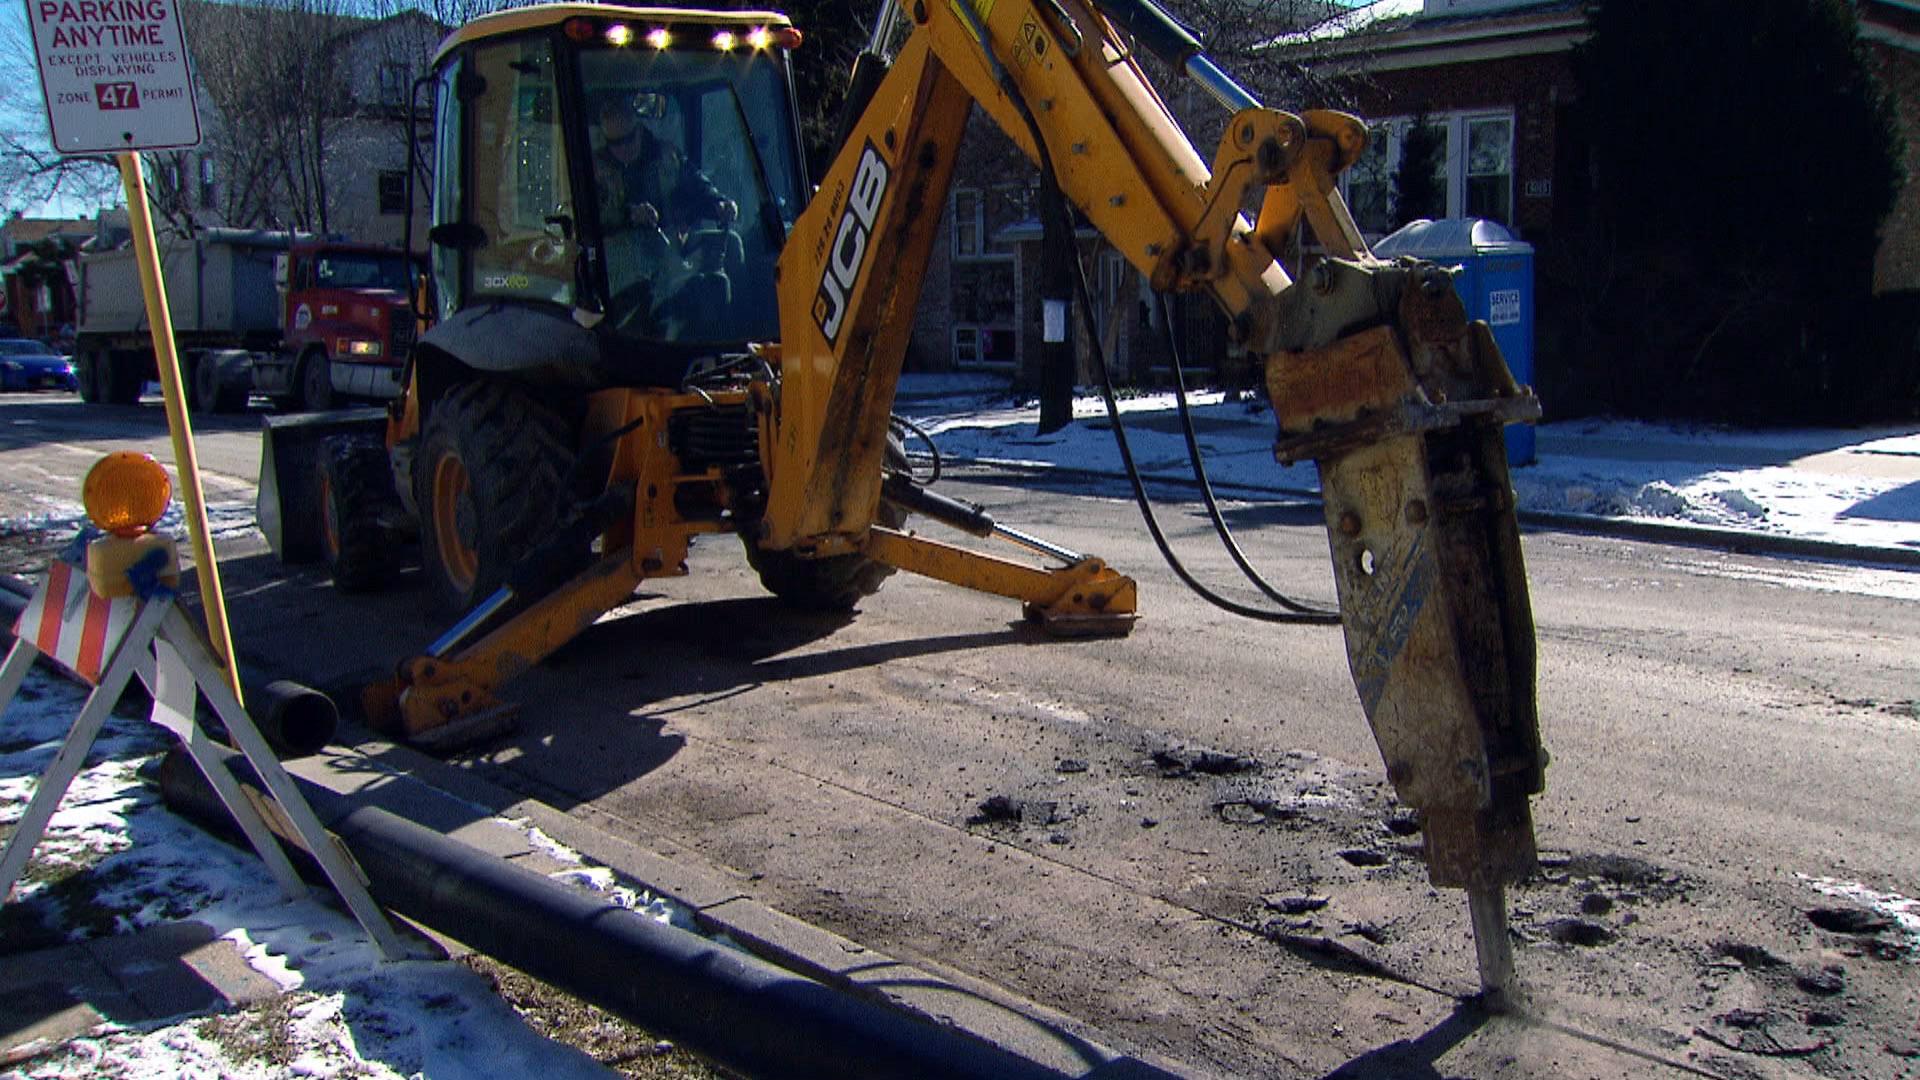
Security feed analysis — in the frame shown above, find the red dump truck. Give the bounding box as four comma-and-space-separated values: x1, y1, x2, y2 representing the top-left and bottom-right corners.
73, 229, 416, 412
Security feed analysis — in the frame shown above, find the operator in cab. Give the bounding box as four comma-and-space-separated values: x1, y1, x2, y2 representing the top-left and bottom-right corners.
594, 97, 735, 239
594, 95, 744, 342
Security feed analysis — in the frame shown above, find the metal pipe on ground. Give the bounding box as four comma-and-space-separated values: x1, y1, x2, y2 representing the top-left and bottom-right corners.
157, 745, 1117, 1080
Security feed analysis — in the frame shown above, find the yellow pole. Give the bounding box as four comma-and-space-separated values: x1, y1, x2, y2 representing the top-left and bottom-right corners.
117, 151, 245, 705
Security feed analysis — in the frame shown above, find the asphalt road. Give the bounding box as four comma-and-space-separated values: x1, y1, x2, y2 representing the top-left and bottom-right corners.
5, 390, 1917, 1078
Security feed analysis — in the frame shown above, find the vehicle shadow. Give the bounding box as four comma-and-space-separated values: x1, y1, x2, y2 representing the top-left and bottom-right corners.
481, 595, 1034, 809
209, 548, 1037, 808
0, 394, 281, 452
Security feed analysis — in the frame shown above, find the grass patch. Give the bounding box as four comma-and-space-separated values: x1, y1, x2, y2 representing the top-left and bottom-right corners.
0, 859, 138, 955
197, 994, 306, 1070
460, 954, 736, 1079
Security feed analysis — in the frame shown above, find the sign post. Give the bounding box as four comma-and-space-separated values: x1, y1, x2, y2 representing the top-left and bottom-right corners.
25, 0, 240, 702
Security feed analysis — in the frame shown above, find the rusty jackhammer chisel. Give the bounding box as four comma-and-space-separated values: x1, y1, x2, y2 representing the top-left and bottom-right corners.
1468, 885, 1516, 1007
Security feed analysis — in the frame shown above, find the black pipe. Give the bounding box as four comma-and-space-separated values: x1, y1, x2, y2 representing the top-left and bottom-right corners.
158, 746, 1121, 1080
241, 678, 337, 757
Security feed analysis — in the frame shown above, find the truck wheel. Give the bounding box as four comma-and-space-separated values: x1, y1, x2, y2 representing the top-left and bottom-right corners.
742, 439, 909, 611
318, 434, 401, 593
76, 351, 103, 404
414, 381, 580, 613
103, 351, 145, 405
189, 353, 217, 413
300, 352, 334, 411
199, 350, 251, 413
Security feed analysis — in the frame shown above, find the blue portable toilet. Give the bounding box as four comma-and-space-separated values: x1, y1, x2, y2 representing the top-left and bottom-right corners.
1372, 218, 1536, 466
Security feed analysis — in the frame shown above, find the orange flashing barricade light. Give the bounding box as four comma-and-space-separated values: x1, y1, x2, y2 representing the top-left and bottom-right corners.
81, 452, 181, 599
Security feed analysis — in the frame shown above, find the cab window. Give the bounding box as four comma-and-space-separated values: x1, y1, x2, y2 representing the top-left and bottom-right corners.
467, 36, 574, 307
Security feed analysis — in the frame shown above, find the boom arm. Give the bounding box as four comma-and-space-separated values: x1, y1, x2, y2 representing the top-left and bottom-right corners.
771, 0, 1546, 1002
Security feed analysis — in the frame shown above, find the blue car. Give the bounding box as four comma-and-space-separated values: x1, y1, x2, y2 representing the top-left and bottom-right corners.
0, 339, 79, 392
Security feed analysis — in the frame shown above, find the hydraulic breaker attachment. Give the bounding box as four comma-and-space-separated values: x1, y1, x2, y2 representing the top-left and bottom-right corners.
257, 407, 388, 563
1265, 257, 1545, 1006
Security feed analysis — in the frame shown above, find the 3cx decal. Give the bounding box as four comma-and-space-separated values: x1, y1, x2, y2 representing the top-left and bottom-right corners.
813, 141, 889, 344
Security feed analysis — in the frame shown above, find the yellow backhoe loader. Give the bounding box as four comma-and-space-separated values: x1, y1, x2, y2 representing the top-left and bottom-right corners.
259, 0, 1545, 1001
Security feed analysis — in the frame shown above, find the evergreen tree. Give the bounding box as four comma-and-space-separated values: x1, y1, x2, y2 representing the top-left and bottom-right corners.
1390, 110, 1446, 228
1570, 0, 1904, 421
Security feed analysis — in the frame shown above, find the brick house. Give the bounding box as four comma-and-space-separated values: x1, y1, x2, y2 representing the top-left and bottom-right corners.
908, 0, 1920, 405
1312, 0, 1920, 408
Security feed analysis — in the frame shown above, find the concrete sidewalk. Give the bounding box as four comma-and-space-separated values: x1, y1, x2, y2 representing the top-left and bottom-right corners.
0, 922, 280, 1066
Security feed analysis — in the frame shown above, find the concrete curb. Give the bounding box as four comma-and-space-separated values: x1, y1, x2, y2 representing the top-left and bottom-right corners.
943, 456, 1920, 570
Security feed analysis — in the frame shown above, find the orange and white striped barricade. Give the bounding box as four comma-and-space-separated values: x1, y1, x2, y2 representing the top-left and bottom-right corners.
0, 552, 408, 960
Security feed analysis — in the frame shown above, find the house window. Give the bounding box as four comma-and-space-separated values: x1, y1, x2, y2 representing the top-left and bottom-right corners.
953, 325, 981, 364
951, 188, 983, 258
952, 325, 1016, 367
984, 183, 1032, 256
198, 156, 216, 210
379, 63, 410, 109
1347, 124, 1394, 235
378, 170, 407, 214
1464, 115, 1513, 224
1340, 110, 1514, 233
950, 258, 1016, 368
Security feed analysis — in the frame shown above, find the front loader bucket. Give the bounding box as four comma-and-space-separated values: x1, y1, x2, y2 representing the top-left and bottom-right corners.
258, 408, 387, 563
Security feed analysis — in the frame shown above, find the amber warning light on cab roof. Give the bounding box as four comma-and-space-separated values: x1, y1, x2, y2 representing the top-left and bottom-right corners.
562, 16, 800, 49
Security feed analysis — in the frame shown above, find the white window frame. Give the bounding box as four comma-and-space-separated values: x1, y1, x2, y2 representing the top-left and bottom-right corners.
1340, 108, 1515, 234
951, 187, 984, 259
953, 325, 981, 365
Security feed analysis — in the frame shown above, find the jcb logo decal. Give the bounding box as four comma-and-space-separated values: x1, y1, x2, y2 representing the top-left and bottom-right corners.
814, 141, 889, 344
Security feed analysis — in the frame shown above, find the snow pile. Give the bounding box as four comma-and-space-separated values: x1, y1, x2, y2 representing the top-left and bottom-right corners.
893, 376, 1920, 551
1800, 874, 1920, 950
501, 818, 699, 932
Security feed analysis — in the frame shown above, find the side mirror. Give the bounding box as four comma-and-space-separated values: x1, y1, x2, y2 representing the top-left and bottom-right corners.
427, 222, 486, 250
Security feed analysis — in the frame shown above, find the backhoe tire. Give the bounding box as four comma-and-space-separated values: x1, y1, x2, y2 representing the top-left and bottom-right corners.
742, 439, 908, 612
415, 380, 581, 614
318, 434, 402, 593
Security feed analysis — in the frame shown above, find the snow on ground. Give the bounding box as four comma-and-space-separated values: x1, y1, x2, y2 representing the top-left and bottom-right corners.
892, 374, 1920, 552
0, 665, 684, 1080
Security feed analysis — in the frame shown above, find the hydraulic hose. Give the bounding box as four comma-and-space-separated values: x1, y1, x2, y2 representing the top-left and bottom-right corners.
1159, 294, 1339, 622
956, 0, 1340, 626
890, 413, 944, 485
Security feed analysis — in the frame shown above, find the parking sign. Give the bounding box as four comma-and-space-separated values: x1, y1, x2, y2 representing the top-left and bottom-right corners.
26, 0, 201, 153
